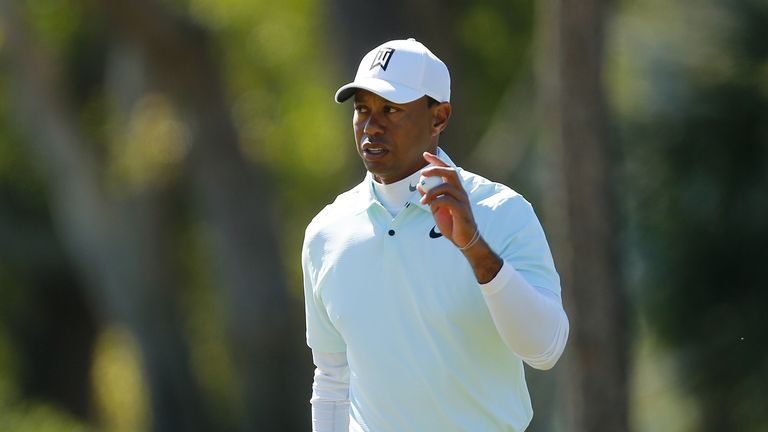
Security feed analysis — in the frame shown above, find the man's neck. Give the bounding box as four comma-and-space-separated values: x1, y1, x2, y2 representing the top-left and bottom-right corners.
371, 169, 423, 217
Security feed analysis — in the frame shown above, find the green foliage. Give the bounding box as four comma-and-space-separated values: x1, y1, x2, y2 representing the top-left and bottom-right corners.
91, 326, 149, 432
0, 322, 20, 400
0, 402, 92, 432
175, 222, 241, 427
186, 0, 353, 294
21, 0, 83, 56
187, 0, 350, 177
455, 1, 534, 151
0, 75, 46, 198
459, 3, 530, 83
613, 0, 768, 430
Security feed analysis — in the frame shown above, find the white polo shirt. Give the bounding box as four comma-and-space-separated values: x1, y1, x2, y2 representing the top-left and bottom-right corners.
302, 151, 561, 431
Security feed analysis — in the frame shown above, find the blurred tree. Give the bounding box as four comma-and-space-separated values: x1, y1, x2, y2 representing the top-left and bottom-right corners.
536, 0, 628, 431
0, 170, 96, 420
614, 0, 768, 430
0, 0, 307, 430
0, 1, 213, 430
98, 1, 308, 430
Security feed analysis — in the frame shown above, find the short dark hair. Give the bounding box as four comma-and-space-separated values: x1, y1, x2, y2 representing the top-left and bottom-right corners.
427, 96, 440, 107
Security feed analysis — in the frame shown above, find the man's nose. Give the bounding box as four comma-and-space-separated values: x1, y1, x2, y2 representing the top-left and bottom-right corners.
363, 112, 384, 135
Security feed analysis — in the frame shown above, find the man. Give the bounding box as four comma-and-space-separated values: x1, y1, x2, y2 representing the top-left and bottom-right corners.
302, 38, 569, 432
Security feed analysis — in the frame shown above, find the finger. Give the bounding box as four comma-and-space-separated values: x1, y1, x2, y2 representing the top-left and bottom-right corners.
432, 207, 453, 237
426, 195, 473, 223
427, 197, 477, 239
416, 183, 426, 196
420, 182, 468, 206
420, 166, 462, 188
423, 151, 448, 167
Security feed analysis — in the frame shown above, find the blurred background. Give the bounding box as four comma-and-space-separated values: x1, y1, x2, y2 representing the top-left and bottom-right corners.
0, 0, 766, 431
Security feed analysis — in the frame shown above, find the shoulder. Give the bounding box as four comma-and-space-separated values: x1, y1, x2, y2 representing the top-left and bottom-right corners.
459, 168, 534, 217
458, 168, 543, 242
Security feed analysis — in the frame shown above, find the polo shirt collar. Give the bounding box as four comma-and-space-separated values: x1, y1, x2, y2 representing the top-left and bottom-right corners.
350, 147, 459, 214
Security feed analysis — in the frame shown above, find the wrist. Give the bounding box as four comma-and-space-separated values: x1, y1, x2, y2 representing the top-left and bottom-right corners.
461, 236, 503, 284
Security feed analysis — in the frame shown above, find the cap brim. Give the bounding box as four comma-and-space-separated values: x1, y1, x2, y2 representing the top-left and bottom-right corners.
334, 78, 425, 104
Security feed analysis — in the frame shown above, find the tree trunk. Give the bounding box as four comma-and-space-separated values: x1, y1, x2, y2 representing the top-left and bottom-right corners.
536, 0, 629, 430
2, 0, 305, 429
98, 1, 307, 430
0, 2, 213, 431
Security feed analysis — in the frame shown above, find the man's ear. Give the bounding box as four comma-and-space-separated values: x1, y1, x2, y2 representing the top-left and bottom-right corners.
431, 103, 452, 136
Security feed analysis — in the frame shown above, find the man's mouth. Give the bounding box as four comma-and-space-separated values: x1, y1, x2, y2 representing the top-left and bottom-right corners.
362, 139, 389, 158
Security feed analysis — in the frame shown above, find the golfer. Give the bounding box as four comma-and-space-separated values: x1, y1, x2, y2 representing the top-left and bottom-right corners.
302, 38, 569, 432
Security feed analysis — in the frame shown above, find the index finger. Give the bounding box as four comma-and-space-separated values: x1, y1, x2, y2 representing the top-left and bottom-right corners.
420, 165, 463, 189
423, 152, 448, 167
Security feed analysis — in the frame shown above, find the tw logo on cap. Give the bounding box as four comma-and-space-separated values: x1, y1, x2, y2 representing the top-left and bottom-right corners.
370, 48, 395, 71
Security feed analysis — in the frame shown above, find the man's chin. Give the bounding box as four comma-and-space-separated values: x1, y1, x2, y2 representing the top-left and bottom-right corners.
362, 161, 388, 175
364, 164, 397, 184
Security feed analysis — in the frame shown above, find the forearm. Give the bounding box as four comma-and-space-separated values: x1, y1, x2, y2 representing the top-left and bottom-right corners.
479, 261, 569, 370
312, 399, 350, 432
311, 351, 350, 432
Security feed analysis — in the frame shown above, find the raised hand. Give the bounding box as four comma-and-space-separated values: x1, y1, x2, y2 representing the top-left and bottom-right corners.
417, 152, 478, 250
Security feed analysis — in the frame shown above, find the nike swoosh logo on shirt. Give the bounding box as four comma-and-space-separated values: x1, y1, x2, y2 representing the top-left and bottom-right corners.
429, 226, 443, 239
409, 183, 417, 192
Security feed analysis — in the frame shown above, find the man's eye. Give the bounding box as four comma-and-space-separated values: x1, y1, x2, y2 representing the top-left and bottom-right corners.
384, 106, 399, 113
355, 106, 369, 113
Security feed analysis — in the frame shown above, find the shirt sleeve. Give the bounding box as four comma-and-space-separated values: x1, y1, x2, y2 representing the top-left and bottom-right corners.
302, 232, 347, 352
479, 261, 569, 369
311, 351, 350, 432
480, 196, 569, 369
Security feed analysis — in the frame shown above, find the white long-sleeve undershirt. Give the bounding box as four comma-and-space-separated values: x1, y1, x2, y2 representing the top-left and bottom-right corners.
311, 351, 350, 432
310, 260, 569, 432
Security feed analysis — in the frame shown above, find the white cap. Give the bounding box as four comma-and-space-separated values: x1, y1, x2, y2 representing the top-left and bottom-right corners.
335, 38, 451, 104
